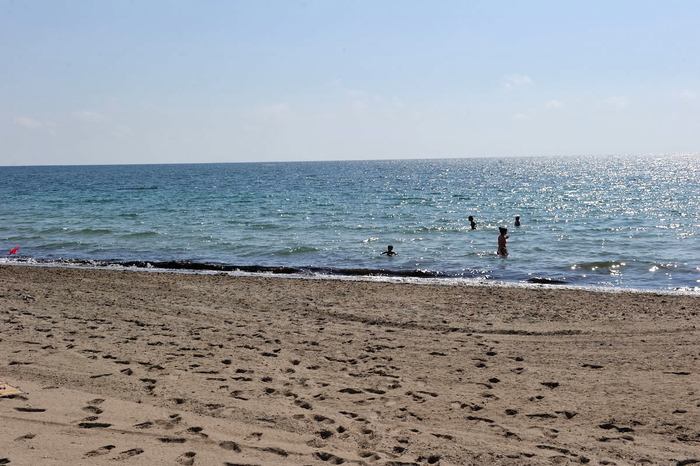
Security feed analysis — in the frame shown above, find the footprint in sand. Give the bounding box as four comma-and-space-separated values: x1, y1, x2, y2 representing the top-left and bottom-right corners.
84, 445, 116, 457
219, 441, 242, 452
294, 399, 313, 410
314, 452, 345, 464
176, 451, 196, 466
158, 437, 186, 443
78, 422, 112, 428
184, 427, 208, 438
359, 451, 381, 461
113, 448, 144, 460
262, 447, 288, 457
82, 405, 104, 415
13, 407, 46, 413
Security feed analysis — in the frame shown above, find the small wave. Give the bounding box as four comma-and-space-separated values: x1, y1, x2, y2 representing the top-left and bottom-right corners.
2, 257, 104, 267
527, 277, 568, 285
36, 227, 69, 235
71, 228, 113, 235
122, 231, 161, 238
35, 241, 86, 249
272, 246, 320, 256
572, 261, 626, 272
416, 225, 466, 233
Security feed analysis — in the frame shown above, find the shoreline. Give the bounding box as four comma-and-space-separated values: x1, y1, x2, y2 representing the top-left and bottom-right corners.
3, 260, 699, 297
2, 265, 699, 465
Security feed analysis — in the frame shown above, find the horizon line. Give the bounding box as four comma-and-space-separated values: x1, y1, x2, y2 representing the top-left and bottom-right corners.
2, 152, 693, 168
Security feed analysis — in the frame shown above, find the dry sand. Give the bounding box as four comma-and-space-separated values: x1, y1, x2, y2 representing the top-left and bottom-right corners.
1, 265, 699, 466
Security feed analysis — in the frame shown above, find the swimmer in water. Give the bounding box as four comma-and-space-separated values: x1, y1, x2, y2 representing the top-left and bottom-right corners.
497, 227, 509, 257
381, 245, 397, 256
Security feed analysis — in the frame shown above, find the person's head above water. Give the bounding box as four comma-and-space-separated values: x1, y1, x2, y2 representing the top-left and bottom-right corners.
499, 227, 508, 235
381, 245, 397, 255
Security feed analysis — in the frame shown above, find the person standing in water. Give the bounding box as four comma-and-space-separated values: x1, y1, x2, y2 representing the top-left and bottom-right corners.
468, 216, 477, 230
497, 227, 509, 257
381, 245, 397, 256
514, 216, 521, 227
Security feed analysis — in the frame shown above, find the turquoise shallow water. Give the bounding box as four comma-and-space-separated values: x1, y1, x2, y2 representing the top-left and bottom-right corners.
1, 155, 698, 292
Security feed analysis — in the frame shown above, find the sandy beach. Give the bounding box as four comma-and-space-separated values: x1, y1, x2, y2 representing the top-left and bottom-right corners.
1, 265, 699, 465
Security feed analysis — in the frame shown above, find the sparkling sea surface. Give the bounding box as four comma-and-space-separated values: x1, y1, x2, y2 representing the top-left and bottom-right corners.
1, 155, 698, 293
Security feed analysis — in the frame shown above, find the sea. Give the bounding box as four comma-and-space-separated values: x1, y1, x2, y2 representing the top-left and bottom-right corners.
1, 154, 698, 294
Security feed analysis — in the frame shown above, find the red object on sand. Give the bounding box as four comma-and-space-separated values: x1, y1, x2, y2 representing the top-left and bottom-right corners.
8, 247, 20, 255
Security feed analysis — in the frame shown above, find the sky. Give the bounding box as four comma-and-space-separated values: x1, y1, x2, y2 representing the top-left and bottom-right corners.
2, 0, 699, 165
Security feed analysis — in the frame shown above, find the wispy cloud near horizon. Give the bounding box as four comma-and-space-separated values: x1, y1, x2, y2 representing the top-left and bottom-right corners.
74, 110, 109, 122
673, 90, 697, 100
13, 117, 45, 128
253, 103, 292, 121
600, 95, 631, 109
502, 74, 533, 90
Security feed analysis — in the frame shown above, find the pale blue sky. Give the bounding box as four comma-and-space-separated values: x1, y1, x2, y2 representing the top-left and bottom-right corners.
2, 0, 699, 165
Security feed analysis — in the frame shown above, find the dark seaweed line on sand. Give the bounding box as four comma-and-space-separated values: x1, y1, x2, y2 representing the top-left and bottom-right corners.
7, 257, 569, 285
10, 257, 460, 279
120, 260, 453, 279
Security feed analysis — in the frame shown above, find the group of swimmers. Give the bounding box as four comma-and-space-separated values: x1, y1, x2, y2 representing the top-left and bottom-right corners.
381, 215, 521, 258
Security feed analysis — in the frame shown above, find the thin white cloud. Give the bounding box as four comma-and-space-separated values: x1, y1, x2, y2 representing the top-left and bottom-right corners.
351, 99, 366, 112
601, 95, 630, 109
673, 90, 697, 100
74, 110, 109, 122
390, 97, 420, 119
137, 101, 169, 114
503, 74, 533, 90
344, 89, 370, 112
112, 125, 132, 138
254, 103, 292, 121
512, 112, 529, 121
13, 117, 44, 128
350, 94, 421, 120
391, 97, 406, 110
341, 87, 420, 119
547, 100, 565, 109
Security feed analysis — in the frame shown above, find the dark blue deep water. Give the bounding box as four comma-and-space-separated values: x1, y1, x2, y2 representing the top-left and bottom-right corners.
1, 155, 698, 293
